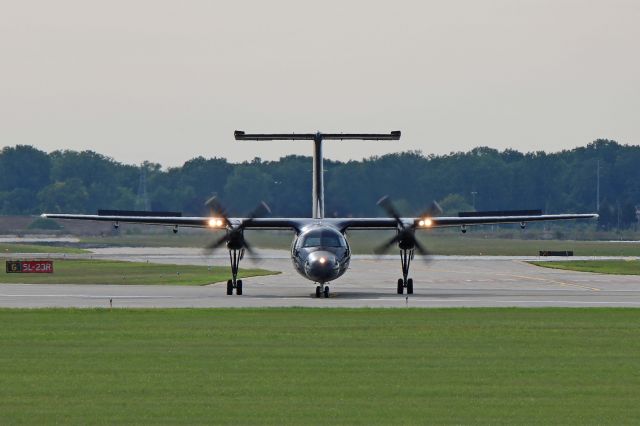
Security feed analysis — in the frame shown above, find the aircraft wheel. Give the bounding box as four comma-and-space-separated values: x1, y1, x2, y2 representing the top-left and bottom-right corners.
236, 280, 243, 295
315, 286, 321, 298
324, 286, 330, 298
407, 278, 414, 295
397, 278, 404, 294
226, 280, 233, 296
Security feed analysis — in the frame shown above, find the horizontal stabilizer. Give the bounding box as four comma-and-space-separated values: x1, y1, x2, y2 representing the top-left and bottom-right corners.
97, 209, 182, 217
458, 209, 543, 217
235, 130, 401, 141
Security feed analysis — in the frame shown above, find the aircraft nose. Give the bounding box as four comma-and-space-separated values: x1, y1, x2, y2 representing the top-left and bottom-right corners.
305, 251, 339, 283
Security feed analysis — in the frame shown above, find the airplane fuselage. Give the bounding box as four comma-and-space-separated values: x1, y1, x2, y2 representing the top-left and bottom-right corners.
291, 224, 351, 284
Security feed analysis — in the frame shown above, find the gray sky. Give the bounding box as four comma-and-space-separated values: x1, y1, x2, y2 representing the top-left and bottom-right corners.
1, 0, 638, 167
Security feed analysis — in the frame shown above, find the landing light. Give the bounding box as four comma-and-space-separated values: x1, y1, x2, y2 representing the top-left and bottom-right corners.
208, 218, 224, 227
319, 257, 326, 264
419, 218, 433, 227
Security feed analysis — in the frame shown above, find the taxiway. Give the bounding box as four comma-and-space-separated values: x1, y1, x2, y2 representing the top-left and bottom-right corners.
0, 248, 638, 308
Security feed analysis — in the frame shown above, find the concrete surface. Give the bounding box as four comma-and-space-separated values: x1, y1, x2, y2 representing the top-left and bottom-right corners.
1, 248, 639, 308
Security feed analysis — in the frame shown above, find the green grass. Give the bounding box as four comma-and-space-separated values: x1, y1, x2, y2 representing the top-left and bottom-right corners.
413, 235, 640, 256
81, 231, 640, 256
0, 308, 639, 424
531, 260, 640, 275
0, 259, 278, 285
0, 243, 87, 254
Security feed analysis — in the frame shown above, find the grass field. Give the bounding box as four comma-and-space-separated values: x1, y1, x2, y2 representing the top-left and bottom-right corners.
0, 259, 278, 285
401, 234, 640, 256
531, 260, 640, 275
0, 308, 639, 424
82, 231, 640, 256
0, 243, 87, 254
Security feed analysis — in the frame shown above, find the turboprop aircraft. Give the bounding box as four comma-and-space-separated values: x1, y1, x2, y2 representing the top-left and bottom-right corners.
43, 130, 598, 298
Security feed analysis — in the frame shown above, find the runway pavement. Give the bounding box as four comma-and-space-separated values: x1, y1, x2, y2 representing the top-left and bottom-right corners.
1, 248, 639, 308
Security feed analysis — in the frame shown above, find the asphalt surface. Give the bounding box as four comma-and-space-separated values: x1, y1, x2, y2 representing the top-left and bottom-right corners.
1, 247, 639, 308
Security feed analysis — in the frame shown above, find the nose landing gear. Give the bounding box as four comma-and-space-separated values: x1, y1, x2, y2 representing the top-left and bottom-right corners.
226, 248, 244, 295
396, 248, 414, 295
315, 284, 330, 298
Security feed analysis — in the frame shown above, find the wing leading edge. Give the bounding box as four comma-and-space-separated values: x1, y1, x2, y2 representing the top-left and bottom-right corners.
40, 213, 303, 231
43, 212, 597, 232
337, 213, 598, 230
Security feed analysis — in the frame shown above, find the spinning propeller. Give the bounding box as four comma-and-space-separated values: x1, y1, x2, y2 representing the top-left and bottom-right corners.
374, 196, 441, 259
203, 196, 271, 257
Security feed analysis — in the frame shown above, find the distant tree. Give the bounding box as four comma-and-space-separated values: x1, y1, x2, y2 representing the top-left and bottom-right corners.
263, 155, 312, 217
0, 140, 638, 230
1, 188, 39, 214
50, 150, 117, 186
0, 145, 51, 192
178, 157, 232, 200
37, 179, 89, 213
438, 194, 473, 216
223, 166, 273, 215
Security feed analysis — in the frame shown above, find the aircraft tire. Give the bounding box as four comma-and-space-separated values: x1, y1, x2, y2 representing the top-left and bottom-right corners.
237, 280, 243, 295
324, 286, 329, 298
315, 286, 321, 298
226, 280, 233, 296
397, 279, 404, 294
407, 278, 414, 294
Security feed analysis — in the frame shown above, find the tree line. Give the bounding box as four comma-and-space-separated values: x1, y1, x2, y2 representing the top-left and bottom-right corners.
0, 139, 638, 229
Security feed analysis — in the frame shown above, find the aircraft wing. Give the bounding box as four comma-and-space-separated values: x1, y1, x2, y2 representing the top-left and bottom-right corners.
336, 213, 598, 231
42, 213, 212, 227
42, 212, 597, 232
40, 213, 302, 231
425, 213, 598, 228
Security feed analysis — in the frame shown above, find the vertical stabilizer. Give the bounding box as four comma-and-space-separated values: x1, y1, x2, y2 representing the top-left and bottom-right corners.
312, 133, 324, 218
234, 130, 401, 218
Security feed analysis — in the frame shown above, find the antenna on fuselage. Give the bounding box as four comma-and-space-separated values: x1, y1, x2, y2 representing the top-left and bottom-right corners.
234, 130, 401, 219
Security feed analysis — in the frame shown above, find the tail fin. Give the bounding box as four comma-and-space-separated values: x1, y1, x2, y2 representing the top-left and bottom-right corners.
235, 131, 401, 218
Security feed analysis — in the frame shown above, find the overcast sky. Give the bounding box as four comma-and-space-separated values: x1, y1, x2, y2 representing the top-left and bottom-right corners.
1, 0, 638, 167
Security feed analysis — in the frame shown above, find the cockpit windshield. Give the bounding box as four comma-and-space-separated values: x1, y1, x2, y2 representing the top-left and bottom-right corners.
299, 229, 345, 248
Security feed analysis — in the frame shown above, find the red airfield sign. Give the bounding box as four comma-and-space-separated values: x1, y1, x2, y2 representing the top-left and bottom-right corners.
5, 260, 54, 273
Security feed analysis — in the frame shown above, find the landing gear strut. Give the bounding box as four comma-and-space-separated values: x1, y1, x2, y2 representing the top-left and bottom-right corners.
226, 248, 244, 295
397, 248, 414, 295
315, 284, 330, 298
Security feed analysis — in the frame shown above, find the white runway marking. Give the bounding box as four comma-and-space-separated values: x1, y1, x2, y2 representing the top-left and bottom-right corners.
0, 294, 175, 299
393, 299, 640, 305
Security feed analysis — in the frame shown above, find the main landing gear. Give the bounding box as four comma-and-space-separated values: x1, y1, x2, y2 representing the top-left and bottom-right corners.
315, 284, 330, 298
226, 248, 244, 295
396, 248, 414, 295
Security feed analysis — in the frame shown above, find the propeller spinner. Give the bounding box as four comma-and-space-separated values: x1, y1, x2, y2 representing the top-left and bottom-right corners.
374, 196, 435, 260
203, 196, 271, 256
